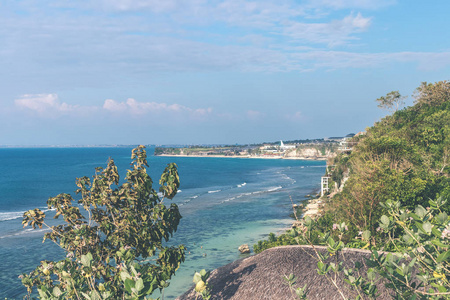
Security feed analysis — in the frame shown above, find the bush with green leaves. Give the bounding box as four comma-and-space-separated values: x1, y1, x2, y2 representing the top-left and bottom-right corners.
324, 81, 450, 235
284, 273, 307, 300
289, 197, 450, 299
253, 232, 298, 254
21, 146, 185, 300
192, 269, 212, 300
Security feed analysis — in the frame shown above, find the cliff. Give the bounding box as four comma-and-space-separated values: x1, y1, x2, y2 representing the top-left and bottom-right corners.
283, 147, 336, 160
155, 143, 339, 160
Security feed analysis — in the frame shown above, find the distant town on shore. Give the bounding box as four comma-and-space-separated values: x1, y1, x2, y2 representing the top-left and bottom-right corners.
154, 133, 362, 160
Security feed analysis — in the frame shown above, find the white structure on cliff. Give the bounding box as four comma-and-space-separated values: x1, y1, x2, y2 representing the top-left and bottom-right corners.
280, 140, 296, 151
321, 176, 330, 197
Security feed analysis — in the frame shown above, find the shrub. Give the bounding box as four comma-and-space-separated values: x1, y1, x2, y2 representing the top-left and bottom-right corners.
293, 197, 450, 299
21, 146, 185, 299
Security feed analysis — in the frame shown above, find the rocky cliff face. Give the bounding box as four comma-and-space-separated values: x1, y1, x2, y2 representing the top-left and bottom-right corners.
284, 147, 336, 160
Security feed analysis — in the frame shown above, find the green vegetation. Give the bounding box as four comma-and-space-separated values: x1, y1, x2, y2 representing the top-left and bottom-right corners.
376, 90, 406, 112
288, 198, 449, 299
192, 269, 212, 300
254, 80, 450, 299
253, 232, 298, 253
21, 146, 184, 299
19, 80, 450, 299
155, 146, 241, 156
326, 81, 450, 238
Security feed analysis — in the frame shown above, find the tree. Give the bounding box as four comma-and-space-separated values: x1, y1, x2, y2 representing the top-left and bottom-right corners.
414, 81, 450, 108
376, 90, 406, 112
21, 146, 185, 299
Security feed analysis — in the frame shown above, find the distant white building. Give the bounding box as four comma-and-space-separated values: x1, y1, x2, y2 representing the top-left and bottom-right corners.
280, 140, 296, 150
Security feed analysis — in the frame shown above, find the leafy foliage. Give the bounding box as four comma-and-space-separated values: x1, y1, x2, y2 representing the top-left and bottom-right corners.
414, 81, 450, 108
21, 146, 185, 299
192, 269, 212, 300
376, 90, 406, 112
284, 273, 307, 300
322, 81, 450, 237
287, 198, 450, 300
253, 232, 298, 254
254, 81, 450, 299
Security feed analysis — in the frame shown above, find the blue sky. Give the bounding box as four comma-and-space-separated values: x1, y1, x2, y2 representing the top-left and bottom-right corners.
1, 0, 450, 145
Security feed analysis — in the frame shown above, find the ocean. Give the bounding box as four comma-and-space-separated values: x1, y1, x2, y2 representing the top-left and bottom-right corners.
0, 147, 326, 299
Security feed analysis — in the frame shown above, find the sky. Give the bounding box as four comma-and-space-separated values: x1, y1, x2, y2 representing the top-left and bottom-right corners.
1, 0, 450, 146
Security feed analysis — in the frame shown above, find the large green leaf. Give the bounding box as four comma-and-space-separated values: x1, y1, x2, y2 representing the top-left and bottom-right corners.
135, 278, 144, 292
81, 252, 93, 267
124, 278, 135, 293
436, 250, 450, 263
422, 221, 432, 234
193, 272, 202, 284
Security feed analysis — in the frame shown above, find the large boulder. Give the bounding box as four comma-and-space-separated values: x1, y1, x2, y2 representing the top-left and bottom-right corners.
177, 245, 392, 300
238, 244, 250, 254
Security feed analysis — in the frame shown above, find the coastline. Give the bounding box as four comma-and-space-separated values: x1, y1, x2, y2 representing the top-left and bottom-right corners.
0, 149, 326, 299
156, 154, 328, 161
301, 197, 322, 218
288, 197, 323, 230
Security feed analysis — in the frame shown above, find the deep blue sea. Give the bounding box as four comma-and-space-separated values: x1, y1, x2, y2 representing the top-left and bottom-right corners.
0, 147, 325, 299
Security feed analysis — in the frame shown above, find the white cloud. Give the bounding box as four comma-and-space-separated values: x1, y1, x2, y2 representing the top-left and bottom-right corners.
103, 99, 128, 112
292, 50, 450, 71
283, 13, 372, 46
286, 111, 304, 122
15, 95, 213, 120
15, 94, 78, 113
0, 0, 397, 79
247, 110, 266, 120
309, 0, 396, 10
103, 0, 194, 12
2, 0, 448, 91
102, 98, 213, 117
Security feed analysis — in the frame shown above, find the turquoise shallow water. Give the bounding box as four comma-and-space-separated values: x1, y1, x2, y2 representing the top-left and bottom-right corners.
0, 147, 325, 299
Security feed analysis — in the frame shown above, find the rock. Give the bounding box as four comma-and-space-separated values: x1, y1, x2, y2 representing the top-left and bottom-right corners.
238, 244, 250, 254
177, 246, 393, 300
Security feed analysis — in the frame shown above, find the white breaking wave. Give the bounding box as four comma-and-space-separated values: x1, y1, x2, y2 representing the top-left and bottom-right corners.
190, 195, 199, 199
208, 190, 221, 194
267, 186, 283, 192
0, 211, 24, 222
0, 207, 54, 222
219, 185, 283, 204
0, 228, 50, 239
220, 197, 236, 204
237, 182, 247, 188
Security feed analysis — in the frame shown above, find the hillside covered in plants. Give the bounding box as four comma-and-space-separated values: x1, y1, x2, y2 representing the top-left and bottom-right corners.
251, 81, 450, 299
255, 80, 450, 251
324, 80, 450, 238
